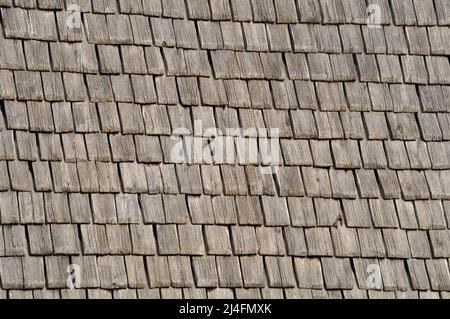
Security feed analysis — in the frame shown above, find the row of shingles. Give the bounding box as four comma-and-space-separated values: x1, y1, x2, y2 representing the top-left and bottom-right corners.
2, 12, 450, 112
1, 259, 450, 299
4, 0, 449, 26
0, 228, 349, 294
35, 4, 450, 58
3, 286, 450, 300
0, 5, 449, 85
120, 0, 450, 27
3, 49, 450, 114
1, 137, 448, 202
2, 129, 449, 200
0, 126, 449, 203
80, 9, 450, 57
1, 197, 450, 291
2, 187, 449, 292
3, 8, 450, 84
2, 97, 449, 164
0, 55, 445, 205
0, 170, 449, 228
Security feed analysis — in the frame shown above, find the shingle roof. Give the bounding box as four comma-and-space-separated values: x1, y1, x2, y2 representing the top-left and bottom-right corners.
0, 0, 449, 299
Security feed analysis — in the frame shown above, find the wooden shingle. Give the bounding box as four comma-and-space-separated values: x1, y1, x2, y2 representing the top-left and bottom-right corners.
156, 224, 180, 255
210, 0, 232, 20
369, 199, 399, 228
376, 55, 403, 83
322, 258, 354, 290
221, 165, 248, 195
385, 26, 409, 54
28, 225, 52, 255
417, 113, 443, 142
216, 256, 243, 288
121, 46, 147, 74
177, 224, 204, 256
24, 40, 50, 71
15, 71, 43, 101
25, 8, 59, 44
98, 45, 122, 74
125, 76, 153, 104
197, 21, 221, 49
407, 259, 431, 290
51, 224, 80, 255
52, 102, 74, 133
265, 256, 296, 288
341, 112, 366, 139
211, 196, 237, 225
235, 196, 264, 225
192, 256, 219, 288
16, 131, 38, 161
220, 21, 244, 50
425, 260, 450, 291
51, 162, 80, 192
22, 257, 45, 289
150, 17, 176, 47
106, 225, 132, 254
0, 38, 26, 70
383, 229, 411, 258
44, 193, 71, 224
342, 199, 372, 228
390, 0, 416, 25
0, 70, 16, 99
385, 141, 410, 169
4, 101, 28, 130
130, 15, 153, 45
3, 225, 27, 256
293, 258, 323, 289
86, 75, 113, 102
140, 194, 164, 223
106, 14, 133, 44
31, 161, 52, 192
377, 169, 401, 199
187, 195, 215, 224
118, 0, 144, 14
36, 133, 63, 161
91, 194, 117, 224
115, 194, 141, 224
398, 170, 430, 200
408, 231, 432, 258
130, 225, 156, 255
305, 228, 333, 257
63, 73, 87, 101
307, 53, 333, 81
168, 256, 194, 288
0, 257, 23, 289
204, 225, 232, 255
357, 228, 386, 257
8, 161, 32, 192
329, 169, 357, 199
379, 259, 410, 291
97, 256, 128, 289
68, 193, 92, 224
18, 192, 45, 224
